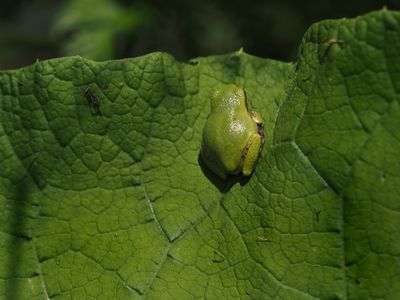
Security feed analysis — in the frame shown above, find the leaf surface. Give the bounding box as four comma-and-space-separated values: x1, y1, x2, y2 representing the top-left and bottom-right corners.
0, 9, 399, 300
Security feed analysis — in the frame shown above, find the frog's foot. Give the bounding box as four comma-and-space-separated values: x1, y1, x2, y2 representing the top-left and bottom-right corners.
241, 133, 263, 176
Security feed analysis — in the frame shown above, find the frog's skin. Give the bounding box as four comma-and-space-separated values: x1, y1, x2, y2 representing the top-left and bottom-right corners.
201, 84, 265, 179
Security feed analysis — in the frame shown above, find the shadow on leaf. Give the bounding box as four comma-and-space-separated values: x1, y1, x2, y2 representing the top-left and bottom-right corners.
198, 153, 252, 193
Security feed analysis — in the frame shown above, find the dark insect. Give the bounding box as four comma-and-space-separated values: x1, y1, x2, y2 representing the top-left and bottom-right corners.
85, 87, 102, 116
212, 250, 225, 263
315, 209, 321, 222
302, 74, 312, 81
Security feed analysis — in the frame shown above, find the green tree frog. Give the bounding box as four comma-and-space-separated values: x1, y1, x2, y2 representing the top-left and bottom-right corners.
201, 84, 265, 179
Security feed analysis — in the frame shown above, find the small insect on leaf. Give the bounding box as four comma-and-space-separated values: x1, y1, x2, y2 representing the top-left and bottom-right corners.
256, 235, 272, 242
212, 250, 225, 263
302, 74, 312, 81
324, 38, 344, 47
315, 209, 321, 222
85, 87, 102, 116
320, 38, 345, 63
187, 60, 198, 65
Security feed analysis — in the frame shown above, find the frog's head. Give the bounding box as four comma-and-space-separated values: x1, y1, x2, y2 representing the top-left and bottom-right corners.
210, 84, 246, 112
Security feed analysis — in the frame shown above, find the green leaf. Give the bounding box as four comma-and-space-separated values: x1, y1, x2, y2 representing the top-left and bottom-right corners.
1, 9, 399, 299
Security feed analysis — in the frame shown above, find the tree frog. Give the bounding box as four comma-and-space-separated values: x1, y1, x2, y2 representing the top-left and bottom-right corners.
201, 84, 265, 179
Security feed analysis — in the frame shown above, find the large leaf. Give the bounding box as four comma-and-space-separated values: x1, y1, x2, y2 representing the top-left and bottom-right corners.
1, 9, 399, 299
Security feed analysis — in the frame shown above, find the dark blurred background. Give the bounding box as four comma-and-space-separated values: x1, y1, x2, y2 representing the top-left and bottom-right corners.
0, 0, 399, 69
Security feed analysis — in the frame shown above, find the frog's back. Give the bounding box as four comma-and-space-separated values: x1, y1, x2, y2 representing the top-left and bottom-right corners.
203, 110, 257, 174
201, 83, 262, 178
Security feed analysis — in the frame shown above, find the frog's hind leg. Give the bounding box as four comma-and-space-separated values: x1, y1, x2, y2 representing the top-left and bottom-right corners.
241, 133, 263, 176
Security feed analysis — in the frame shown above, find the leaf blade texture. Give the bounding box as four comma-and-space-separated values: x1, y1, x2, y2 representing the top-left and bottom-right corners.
0, 9, 399, 299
